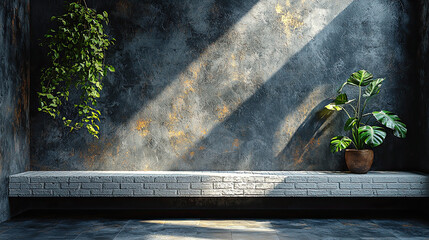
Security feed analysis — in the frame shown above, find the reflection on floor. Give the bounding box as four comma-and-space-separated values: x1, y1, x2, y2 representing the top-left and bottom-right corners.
0, 217, 428, 239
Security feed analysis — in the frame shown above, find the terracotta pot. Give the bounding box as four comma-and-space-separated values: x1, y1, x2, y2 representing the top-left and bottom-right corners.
345, 149, 374, 174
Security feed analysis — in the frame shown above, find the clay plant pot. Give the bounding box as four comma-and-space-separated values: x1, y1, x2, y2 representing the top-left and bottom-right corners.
345, 149, 374, 174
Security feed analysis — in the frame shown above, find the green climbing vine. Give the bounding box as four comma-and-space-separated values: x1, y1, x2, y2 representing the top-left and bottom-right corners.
38, 0, 115, 138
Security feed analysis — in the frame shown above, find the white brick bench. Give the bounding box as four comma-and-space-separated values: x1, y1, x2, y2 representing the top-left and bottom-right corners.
9, 171, 429, 198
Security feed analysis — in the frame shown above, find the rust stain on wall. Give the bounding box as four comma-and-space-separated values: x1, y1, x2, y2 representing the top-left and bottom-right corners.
135, 119, 151, 137
275, 2, 304, 38
216, 105, 230, 120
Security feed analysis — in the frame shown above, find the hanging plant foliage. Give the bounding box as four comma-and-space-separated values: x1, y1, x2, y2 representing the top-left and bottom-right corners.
38, 0, 115, 138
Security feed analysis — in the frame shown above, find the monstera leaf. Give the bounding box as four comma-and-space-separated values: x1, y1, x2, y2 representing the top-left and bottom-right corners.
363, 78, 384, 98
338, 70, 374, 92
325, 93, 354, 111
358, 126, 386, 147
330, 136, 352, 153
344, 117, 358, 131
372, 110, 407, 138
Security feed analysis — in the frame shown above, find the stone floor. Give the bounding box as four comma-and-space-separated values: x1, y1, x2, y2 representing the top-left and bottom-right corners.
0, 216, 429, 240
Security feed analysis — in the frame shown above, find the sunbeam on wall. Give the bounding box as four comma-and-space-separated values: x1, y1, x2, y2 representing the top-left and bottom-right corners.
30, 0, 418, 171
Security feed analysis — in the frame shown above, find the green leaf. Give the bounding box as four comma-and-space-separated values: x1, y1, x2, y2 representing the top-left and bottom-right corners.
334, 93, 348, 105
358, 126, 386, 147
372, 110, 407, 138
363, 78, 384, 98
347, 70, 374, 86
330, 136, 352, 153
325, 103, 342, 111
107, 65, 115, 72
344, 117, 358, 131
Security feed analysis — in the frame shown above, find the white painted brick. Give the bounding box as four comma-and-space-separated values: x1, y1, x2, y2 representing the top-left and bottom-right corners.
81, 183, 102, 189
317, 183, 339, 189
372, 177, 398, 183
154, 189, 177, 196
331, 190, 351, 196
145, 183, 166, 189
202, 190, 222, 196
264, 176, 286, 183
103, 183, 120, 189
221, 189, 244, 195
45, 183, 60, 189
243, 189, 265, 195
214, 182, 233, 189
255, 183, 274, 189
201, 176, 222, 182
178, 190, 201, 196
284, 190, 308, 196
222, 176, 241, 182
52, 189, 70, 197
121, 183, 143, 189
32, 189, 52, 196
133, 189, 154, 196
61, 183, 80, 189
69, 176, 91, 183
295, 183, 317, 189
273, 183, 294, 189
177, 176, 201, 183
234, 183, 256, 189
307, 176, 328, 183
387, 183, 410, 189
134, 176, 155, 183
362, 183, 386, 189
91, 176, 112, 183
167, 183, 190, 189
410, 183, 426, 189
308, 190, 330, 196
376, 189, 399, 196
9, 183, 21, 189
284, 176, 308, 183
10, 177, 29, 183
21, 183, 44, 189
350, 177, 372, 183
265, 190, 285, 196
396, 190, 422, 196
398, 176, 425, 183
328, 177, 351, 183
351, 189, 376, 196
154, 177, 176, 183
31, 176, 68, 183
340, 183, 362, 189
91, 189, 113, 196
113, 189, 133, 196
72, 189, 91, 196
112, 176, 134, 183
191, 183, 213, 189
9, 189, 31, 196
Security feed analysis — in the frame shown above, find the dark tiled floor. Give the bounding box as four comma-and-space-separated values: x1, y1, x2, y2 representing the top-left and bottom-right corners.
0, 217, 428, 239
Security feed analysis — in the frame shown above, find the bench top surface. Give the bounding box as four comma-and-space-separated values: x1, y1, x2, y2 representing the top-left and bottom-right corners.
11, 171, 429, 177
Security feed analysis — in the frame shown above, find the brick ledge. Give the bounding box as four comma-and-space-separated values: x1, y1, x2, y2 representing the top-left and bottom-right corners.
9, 171, 429, 198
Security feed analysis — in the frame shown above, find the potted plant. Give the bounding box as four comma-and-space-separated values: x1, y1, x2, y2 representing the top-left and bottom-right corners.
325, 70, 407, 173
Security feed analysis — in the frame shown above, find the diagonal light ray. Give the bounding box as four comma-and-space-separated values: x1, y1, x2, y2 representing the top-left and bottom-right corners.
101, 0, 354, 169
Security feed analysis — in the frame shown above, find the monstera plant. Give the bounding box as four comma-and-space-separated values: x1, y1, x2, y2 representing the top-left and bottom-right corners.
325, 70, 407, 173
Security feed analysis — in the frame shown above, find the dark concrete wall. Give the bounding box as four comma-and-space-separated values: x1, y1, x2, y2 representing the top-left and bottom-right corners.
418, 0, 429, 173
30, 0, 419, 171
0, 0, 30, 222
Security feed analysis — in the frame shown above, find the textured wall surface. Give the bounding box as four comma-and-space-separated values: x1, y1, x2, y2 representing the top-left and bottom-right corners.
30, 0, 419, 171
0, 0, 30, 222
418, 1, 429, 173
